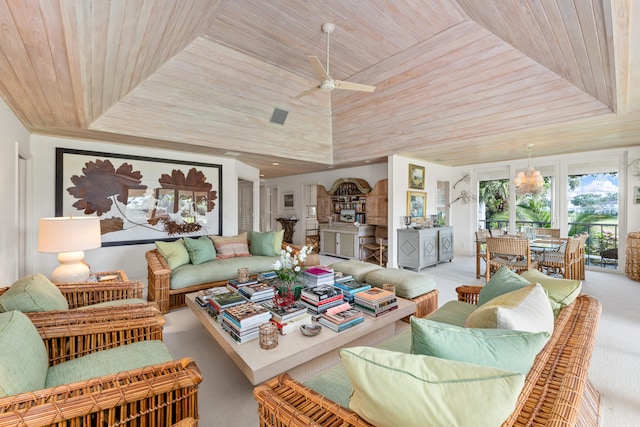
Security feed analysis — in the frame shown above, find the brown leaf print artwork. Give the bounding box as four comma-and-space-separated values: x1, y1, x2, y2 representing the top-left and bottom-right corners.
67, 159, 147, 216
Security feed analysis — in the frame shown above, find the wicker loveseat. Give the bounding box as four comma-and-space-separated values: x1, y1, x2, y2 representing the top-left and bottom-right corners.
254, 286, 602, 426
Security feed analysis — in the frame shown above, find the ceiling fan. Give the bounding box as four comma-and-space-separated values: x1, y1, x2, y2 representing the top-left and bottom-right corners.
295, 23, 376, 99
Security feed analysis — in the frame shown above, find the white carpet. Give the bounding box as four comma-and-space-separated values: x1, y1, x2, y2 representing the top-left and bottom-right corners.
162, 255, 640, 426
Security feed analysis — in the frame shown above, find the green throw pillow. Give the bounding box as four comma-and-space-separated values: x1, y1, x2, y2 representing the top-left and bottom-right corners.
0, 311, 49, 397
520, 269, 581, 310
183, 236, 216, 265
249, 231, 276, 256
155, 239, 190, 269
411, 317, 549, 374
466, 284, 554, 334
273, 229, 285, 255
0, 273, 68, 312
478, 266, 532, 306
340, 346, 525, 427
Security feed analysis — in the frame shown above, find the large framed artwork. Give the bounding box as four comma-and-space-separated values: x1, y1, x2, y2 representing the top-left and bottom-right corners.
56, 148, 223, 246
407, 191, 427, 220
408, 164, 425, 190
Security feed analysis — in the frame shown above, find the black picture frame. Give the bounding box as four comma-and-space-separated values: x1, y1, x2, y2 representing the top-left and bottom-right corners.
56, 148, 223, 246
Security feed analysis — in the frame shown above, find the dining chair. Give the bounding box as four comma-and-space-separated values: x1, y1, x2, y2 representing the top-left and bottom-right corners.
533, 227, 561, 238
575, 233, 589, 279
361, 225, 388, 266
475, 230, 490, 278
538, 237, 581, 279
485, 237, 537, 281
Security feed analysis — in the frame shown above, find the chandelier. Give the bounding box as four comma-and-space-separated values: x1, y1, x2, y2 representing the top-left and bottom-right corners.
513, 144, 543, 195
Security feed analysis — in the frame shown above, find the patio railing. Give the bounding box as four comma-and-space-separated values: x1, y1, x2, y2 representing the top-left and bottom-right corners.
478, 220, 619, 268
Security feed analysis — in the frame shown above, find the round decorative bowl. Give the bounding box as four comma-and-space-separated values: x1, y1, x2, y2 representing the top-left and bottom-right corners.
300, 324, 322, 337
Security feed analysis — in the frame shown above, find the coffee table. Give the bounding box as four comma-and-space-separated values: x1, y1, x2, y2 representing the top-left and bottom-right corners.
185, 292, 416, 385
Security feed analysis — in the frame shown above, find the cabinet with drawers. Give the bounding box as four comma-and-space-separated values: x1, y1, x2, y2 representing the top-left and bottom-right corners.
397, 227, 454, 271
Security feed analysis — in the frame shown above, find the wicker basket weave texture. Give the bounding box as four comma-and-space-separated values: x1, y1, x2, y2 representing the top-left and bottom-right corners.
626, 232, 640, 281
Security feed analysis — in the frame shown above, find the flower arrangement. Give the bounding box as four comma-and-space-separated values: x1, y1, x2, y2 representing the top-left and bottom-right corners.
272, 245, 312, 307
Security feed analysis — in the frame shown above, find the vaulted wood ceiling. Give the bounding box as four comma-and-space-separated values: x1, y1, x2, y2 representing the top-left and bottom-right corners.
0, 0, 638, 177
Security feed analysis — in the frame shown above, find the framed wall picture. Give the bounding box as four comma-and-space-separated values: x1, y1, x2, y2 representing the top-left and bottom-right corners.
56, 148, 222, 246
283, 192, 295, 209
635, 186, 640, 204
409, 164, 425, 189
407, 191, 427, 219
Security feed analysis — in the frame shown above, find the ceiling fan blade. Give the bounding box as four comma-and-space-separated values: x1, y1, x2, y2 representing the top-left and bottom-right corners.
294, 85, 321, 99
308, 56, 330, 80
334, 80, 376, 92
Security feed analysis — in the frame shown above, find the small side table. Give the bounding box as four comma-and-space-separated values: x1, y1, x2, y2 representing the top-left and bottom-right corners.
277, 218, 299, 243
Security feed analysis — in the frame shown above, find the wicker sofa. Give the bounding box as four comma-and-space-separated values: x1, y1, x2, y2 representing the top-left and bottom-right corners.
254, 287, 602, 426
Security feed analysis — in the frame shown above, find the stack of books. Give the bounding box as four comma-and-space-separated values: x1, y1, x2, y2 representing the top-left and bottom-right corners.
303, 267, 335, 286
227, 277, 259, 290
221, 302, 272, 344
261, 300, 312, 335
318, 302, 364, 332
237, 282, 276, 303
195, 286, 232, 307
332, 276, 371, 303
205, 289, 246, 320
257, 271, 278, 282
353, 288, 398, 317
300, 284, 344, 314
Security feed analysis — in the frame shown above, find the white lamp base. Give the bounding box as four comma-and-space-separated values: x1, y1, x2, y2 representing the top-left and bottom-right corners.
52, 251, 90, 282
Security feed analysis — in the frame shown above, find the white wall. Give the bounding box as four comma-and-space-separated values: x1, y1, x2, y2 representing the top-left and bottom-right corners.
28, 135, 252, 283
0, 98, 30, 283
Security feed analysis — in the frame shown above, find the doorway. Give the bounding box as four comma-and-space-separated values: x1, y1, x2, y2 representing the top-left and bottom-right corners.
238, 179, 254, 234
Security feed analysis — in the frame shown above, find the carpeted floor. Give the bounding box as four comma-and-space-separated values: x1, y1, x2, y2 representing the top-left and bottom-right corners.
162, 254, 640, 426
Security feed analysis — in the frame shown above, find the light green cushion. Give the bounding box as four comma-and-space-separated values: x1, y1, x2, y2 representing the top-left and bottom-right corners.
0, 311, 49, 397
210, 233, 250, 259
466, 284, 554, 334
364, 268, 437, 299
425, 300, 477, 327
330, 260, 382, 283
411, 317, 549, 374
169, 256, 277, 290
249, 231, 276, 256
45, 340, 174, 388
477, 266, 532, 306
183, 236, 216, 265
520, 269, 582, 310
340, 346, 525, 427
273, 229, 285, 255
0, 274, 69, 312
156, 239, 190, 269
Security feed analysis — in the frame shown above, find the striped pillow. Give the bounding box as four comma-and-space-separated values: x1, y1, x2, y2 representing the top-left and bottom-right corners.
210, 233, 250, 259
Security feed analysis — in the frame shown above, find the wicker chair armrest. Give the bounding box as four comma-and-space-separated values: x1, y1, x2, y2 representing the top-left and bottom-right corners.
55, 278, 144, 309
254, 373, 374, 427
31, 308, 165, 365
146, 249, 172, 313
456, 285, 483, 305
0, 357, 202, 426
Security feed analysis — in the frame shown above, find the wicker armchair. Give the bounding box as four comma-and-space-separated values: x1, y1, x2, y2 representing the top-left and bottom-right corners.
0, 312, 200, 427
485, 237, 537, 281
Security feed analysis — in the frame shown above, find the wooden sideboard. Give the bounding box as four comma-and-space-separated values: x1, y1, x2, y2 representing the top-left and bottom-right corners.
319, 223, 374, 260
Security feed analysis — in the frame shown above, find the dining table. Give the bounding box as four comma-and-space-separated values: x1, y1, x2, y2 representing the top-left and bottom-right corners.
475, 234, 565, 278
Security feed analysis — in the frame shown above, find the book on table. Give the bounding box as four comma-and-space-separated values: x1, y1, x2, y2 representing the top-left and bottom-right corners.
303, 267, 335, 286
237, 282, 276, 302
261, 300, 308, 323
223, 302, 272, 329
355, 301, 399, 317
207, 289, 246, 314
257, 271, 278, 281
319, 303, 365, 332
353, 288, 398, 317
227, 277, 259, 289
353, 287, 395, 304
270, 312, 313, 335
221, 320, 261, 343
319, 315, 364, 332
301, 284, 343, 302
195, 286, 233, 307
299, 296, 346, 314
332, 278, 371, 302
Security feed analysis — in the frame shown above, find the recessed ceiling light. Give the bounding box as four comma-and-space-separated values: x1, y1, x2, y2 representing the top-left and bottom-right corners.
224, 151, 241, 157
364, 160, 372, 163
272, 162, 279, 166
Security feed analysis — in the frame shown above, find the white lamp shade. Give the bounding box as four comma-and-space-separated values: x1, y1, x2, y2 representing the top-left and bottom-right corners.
38, 217, 102, 253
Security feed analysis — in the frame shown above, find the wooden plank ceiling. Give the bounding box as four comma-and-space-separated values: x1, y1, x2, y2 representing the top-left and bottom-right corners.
0, 0, 638, 178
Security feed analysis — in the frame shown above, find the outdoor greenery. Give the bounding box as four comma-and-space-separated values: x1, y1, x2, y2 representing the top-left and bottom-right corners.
478, 172, 619, 264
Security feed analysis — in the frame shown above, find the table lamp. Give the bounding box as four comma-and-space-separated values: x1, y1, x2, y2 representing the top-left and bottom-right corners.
38, 216, 102, 282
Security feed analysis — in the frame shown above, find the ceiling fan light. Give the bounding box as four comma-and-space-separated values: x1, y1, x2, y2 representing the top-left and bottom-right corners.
320, 80, 335, 91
